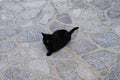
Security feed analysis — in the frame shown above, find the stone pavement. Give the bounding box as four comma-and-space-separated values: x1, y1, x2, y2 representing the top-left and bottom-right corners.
0, 0, 120, 80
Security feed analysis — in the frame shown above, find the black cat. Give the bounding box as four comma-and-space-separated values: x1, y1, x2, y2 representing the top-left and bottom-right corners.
42, 27, 79, 56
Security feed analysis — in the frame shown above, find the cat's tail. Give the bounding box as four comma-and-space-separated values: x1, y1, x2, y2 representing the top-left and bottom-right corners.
69, 27, 79, 35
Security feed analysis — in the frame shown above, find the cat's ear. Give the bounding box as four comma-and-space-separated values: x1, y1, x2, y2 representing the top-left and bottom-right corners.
41, 32, 46, 36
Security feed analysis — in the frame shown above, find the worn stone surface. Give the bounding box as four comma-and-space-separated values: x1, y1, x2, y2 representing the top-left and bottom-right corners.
50, 22, 72, 31
43, 3, 56, 13
0, 13, 16, 21
0, 27, 21, 41
68, 39, 97, 55
56, 13, 72, 24
0, 0, 3, 2
0, 41, 16, 53
51, 0, 73, 12
79, 20, 103, 33
114, 26, 120, 36
82, 50, 120, 70
1, 49, 26, 67
104, 64, 120, 80
80, 7, 105, 20
40, 13, 53, 25
19, 9, 41, 20
19, 21, 35, 28
0, 22, 14, 29
3, 1, 23, 12
0, 0, 120, 80
71, 0, 88, 9
21, 1, 46, 8
16, 27, 49, 42
91, 32, 120, 48
29, 59, 50, 74
107, 1, 120, 18
3, 67, 30, 80
102, 19, 117, 26
35, 76, 56, 80
16, 30, 42, 42
0, 63, 7, 72
54, 60, 97, 80
90, 0, 111, 10
50, 48, 74, 59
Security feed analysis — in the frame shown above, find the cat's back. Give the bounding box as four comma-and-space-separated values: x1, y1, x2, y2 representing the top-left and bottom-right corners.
53, 30, 68, 35
51, 30, 70, 51
52, 30, 70, 39
52, 29, 71, 43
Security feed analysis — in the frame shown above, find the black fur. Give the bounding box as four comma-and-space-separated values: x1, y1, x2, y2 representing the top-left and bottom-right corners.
42, 27, 79, 56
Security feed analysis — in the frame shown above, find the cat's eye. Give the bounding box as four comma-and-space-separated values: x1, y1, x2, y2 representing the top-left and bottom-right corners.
46, 40, 49, 42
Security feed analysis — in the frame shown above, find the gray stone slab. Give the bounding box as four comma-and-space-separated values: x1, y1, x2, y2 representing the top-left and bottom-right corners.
0, 22, 14, 29
3, 1, 23, 12
19, 9, 41, 20
35, 76, 56, 80
3, 67, 30, 80
16, 27, 48, 42
68, 39, 97, 55
0, 27, 22, 41
54, 60, 97, 80
79, 20, 103, 34
51, 0, 73, 12
104, 64, 120, 80
50, 48, 74, 59
0, 41, 16, 53
56, 13, 72, 24
71, 0, 89, 9
0, 49, 26, 67
80, 7, 105, 20
82, 50, 120, 70
90, 0, 111, 10
91, 32, 120, 48
107, 1, 120, 18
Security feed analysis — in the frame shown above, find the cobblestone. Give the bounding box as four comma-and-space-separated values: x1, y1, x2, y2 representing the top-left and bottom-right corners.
16, 27, 47, 42
1, 49, 26, 67
56, 13, 72, 24
0, 41, 16, 53
28, 59, 50, 74
79, 20, 103, 33
82, 50, 120, 70
0, 27, 21, 41
3, 1, 23, 12
19, 9, 41, 20
21, 1, 46, 8
68, 39, 97, 55
71, 0, 89, 9
89, 0, 111, 10
35, 76, 56, 80
40, 13, 53, 25
104, 64, 120, 80
80, 7, 105, 20
0, 0, 120, 80
91, 32, 120, 48
107, 1, 120, 18
3, 67, 30, 80
55, 60, 97, 80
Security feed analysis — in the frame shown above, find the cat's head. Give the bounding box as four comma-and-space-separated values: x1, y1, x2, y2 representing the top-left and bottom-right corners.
41, 32, 51, 44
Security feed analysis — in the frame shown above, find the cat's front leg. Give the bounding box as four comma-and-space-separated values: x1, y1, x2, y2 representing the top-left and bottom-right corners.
47, 51, 53, 56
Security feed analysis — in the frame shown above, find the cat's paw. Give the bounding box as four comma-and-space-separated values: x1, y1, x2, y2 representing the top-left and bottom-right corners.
47, 53, 51, 56
47, 51, 53, 56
